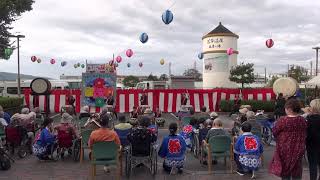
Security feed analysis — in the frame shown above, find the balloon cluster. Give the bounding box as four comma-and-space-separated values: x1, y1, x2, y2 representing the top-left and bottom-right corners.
74, 63, 85, 69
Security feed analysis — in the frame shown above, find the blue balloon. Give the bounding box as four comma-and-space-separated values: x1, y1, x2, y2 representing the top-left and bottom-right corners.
162, 10, 173, 25
198, 53, 203, 60
140, 33, 149, 43
127, 63, 131, 68
61, 61, 67, 67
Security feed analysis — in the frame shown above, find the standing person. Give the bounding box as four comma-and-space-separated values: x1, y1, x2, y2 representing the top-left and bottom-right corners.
274, 93, 286, 120
158, 122, 187, 174
306, 99, 320, 180
269, 99, 307, 180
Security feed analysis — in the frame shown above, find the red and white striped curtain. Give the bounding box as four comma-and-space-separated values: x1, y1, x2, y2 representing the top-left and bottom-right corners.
24, 88, 275, 113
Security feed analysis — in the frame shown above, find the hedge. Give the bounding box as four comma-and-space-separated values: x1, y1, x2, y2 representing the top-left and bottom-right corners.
0, 97, 24, 109
220, 100, 275, 112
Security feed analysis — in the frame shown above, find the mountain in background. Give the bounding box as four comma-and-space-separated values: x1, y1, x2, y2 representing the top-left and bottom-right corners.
0, 72, 51, 81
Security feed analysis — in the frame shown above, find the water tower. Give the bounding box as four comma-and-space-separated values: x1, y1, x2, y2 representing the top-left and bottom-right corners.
202, 22, 239, 88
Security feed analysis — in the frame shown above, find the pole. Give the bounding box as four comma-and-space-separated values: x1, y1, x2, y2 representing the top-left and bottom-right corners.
313, 47, 320, 76
17, 36, 21, 97
264, 67, 267, 83
311, 61, 313, 76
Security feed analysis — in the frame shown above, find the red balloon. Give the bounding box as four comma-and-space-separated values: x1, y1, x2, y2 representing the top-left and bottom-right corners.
266, 39, 274, 48
50, 59, 56, 64
126, 49, 133, 58
116, 56, 122, 63
139, 62, 143, 67
31, 56, 37, 62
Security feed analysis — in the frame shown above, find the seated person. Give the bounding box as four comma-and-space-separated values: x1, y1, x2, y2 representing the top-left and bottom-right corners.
205, 118, 229, 142
11, 111, 36, 141
198, 106, 210, 120
0, 111, 8, 127
33, 118, 56, 160
244, 111, 262, 135
209, 112, 219, 121
199, 119, 212, 143
130, 106, 140, 119
179, 118, 197, 149
234, 122, 263, 178
88, 115, 121, 173
21, 107, 30, 115
158, 122, 187, 174
154, 107, 162, 118
127, 117, 157, 157
148, 116, 158, 138
232, 108, 248, 136
55, 113, 78, 143
0, 105, 11, 124
114, 115, 132, 146
79, 106, 90, 119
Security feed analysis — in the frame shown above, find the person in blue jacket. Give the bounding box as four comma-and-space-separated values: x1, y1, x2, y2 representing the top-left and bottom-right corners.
0, 105, 11, 124
179, 118, 197, 149
234, 122, 263, 178
158, 122, 187, 173
32, 118, 56, 160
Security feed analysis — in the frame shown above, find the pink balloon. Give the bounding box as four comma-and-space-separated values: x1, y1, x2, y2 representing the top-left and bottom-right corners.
116, 56, 122, 63
31, 56, 37, 62
139, 62, 143, 67
226, 48, 234, 55
50, 59, 56, 64
266, 39, 274, 48
126, 49, 133, 58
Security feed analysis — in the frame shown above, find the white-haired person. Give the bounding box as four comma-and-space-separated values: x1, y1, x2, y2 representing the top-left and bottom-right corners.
79, 106, 90, 119
306, 99, 320, 180
244, 111, 262, 134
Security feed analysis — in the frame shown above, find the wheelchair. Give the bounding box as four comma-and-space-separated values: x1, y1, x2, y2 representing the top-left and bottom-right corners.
5, 126, 32, 158
155, 118, 165, 127
125, 143, 158, 177
55, 129, 81, 161
191, 129, 200, 158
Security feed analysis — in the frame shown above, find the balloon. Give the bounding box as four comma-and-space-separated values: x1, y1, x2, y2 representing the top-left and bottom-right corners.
31, 56, 37, 62
127, 63, 131, 68
116, 56, 122, 63
61, 61, 67, 67
50, 59, 56, 64
140, 33, 149, 43
37, 58, 41, 63
226, 48, 234, 55
139, 62, 143, 67
81, 64, 85, 68
162, 10, 174, 25
74, 64, 78, 68
198, 53, 203, 60
77, 63, 81, 67
160, 59, 165, 65
266, 39, 274, 48
126, 49, 133, 58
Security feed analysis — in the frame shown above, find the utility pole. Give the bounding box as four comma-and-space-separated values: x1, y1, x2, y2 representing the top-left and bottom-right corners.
313, 47, 320, 76
264, 67, 267, 83
287, 64, 290, 77
311, 61, 313, 76
9, 34, 25, 97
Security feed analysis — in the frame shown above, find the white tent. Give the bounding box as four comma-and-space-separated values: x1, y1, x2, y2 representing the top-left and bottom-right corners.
306, 76, 320, 87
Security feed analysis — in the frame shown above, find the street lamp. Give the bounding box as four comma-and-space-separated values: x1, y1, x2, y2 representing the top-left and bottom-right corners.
9, 34, 25, 97
313, 47, 320, 76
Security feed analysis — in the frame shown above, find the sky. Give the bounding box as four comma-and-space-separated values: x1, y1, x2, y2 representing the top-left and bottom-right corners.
1, 0, 320, 79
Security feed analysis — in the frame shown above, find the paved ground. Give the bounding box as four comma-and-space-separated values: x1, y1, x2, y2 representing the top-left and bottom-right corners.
0, 113, 311, 180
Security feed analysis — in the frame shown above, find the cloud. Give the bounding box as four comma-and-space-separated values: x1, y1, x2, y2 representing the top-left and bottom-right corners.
1, 0, 320, 79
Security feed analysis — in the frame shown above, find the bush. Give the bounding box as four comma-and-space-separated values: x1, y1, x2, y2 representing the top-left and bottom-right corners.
220, 100, 275, 112
0, 97, 24, 109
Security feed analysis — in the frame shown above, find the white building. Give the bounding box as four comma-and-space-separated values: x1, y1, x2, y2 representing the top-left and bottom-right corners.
202, 22, 238, 88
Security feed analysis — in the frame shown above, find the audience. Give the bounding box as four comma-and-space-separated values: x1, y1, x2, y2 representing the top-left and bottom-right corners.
79, 106, 90, 119
0, 105, 11, 124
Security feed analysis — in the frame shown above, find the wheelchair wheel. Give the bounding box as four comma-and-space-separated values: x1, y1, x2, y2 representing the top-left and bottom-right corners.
73, 139, 81, 162
262, 127, 272, 145
125, 151, 131, 178
192, 135, 200, 158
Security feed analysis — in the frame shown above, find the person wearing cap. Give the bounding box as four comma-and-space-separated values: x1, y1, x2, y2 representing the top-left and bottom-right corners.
158, 122, 187, 174
33, 118, 56, 160
79, 106, 90, 119
244, 111, 262, 135
234, 122, 263, 178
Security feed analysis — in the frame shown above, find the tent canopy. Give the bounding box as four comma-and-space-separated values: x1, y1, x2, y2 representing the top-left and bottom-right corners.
306, 76, 320, 87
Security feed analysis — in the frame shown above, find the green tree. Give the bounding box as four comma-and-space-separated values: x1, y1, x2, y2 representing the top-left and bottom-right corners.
229, 62, 255, 89
183, 68, 202, 81
0, 0, 34, 59
122, 75, 140, 87
288, 65, 310, 83
159, 74, 168, 81
267, 76, 279, 87
147, 74, 158, 81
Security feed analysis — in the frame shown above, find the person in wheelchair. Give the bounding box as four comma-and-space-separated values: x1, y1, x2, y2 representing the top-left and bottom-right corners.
55, 113, 79, 158
198, 119, 213, 143
127, 117, 157, 157
179, 118, 198, 149
158, 122, 187, 174
79, 106, 90, 119
33, 118, 56, 160
234, 122, 263, 178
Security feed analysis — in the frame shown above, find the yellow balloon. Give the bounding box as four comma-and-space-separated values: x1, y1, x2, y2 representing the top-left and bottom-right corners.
160, 59, 165, 65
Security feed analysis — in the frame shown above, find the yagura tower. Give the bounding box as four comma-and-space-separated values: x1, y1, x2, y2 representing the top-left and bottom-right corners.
202, 22, 239, 88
